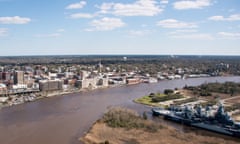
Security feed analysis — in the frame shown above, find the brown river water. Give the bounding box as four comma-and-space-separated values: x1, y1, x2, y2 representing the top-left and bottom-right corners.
0, 76, 240, 144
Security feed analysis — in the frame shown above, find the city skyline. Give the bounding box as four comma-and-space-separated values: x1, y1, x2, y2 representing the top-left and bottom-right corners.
0, 0, 240, 56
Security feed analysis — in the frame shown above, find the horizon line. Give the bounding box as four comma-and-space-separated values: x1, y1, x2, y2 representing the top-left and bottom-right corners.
0, 54, 239, 57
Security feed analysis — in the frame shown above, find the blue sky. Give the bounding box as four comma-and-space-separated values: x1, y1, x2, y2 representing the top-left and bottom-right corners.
0, 0, 240, 56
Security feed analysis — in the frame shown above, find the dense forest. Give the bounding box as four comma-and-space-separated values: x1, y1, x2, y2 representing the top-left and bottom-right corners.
184, 82, 240, 96
0, 55, 240, 76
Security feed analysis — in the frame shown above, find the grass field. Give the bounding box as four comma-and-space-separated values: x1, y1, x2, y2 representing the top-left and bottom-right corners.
134, 93, 184, 107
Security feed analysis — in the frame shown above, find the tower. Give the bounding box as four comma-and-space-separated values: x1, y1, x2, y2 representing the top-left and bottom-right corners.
99, 61, 102, 74
14, 71, 24, 84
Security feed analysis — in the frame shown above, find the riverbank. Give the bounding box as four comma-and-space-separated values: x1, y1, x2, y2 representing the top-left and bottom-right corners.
0, 86, 111, 109
80, 108, 239, 144
0, 76, 238, 110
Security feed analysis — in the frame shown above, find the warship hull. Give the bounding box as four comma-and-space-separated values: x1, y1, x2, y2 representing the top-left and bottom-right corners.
152, 108, 240, 137
191, 122, 234, 136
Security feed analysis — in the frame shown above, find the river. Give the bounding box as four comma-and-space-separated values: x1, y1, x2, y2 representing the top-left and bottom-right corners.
0, 76, 240, 144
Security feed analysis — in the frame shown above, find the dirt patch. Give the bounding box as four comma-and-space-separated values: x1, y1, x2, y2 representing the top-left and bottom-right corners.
233, 115, 240, 122
225, 96, 240, 104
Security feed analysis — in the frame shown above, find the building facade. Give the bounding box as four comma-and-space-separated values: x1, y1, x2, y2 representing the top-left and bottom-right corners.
14, 71, 24, 84
39, 80, 63, 91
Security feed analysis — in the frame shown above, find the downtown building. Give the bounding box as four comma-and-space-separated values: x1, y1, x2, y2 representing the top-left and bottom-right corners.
13, 71, 24, 84
39, 79, 63, 91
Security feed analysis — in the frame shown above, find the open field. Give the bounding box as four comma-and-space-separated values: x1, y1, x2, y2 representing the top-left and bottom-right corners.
133, 95, 163, 107
134, 90, 185, 107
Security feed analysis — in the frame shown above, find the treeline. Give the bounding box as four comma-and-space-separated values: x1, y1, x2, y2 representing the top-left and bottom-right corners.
184, 82, 240, 96
1, 55, 240, 76
149, 89, 183, 103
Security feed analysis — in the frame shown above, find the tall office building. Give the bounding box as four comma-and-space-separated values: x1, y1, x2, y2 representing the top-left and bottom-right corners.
14, 71, 24, 84
2, 72, 12, 81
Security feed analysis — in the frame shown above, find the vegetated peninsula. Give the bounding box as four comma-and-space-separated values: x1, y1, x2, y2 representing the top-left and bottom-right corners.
134, 89, 184, 107
134, 82, 240, 122
80, 107, 239, 144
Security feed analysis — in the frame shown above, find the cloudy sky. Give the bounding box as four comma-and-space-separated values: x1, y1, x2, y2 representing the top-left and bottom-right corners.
0, 0, 240, 56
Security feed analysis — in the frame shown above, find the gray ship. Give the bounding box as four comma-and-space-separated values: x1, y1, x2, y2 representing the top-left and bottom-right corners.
152, 103, 240, 137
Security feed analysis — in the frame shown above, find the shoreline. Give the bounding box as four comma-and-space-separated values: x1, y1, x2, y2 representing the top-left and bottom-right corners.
0, 85, 117, 110
1, 75, 239, 110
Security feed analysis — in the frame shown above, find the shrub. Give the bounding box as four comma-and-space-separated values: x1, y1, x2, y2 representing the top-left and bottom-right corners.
151, 94, 183, 103
99, 140, 110, 144
149, 93, 155, 98
102, 107, 161, 132
142, 111, 147, 120
199, 90, 212, 96
164, 89, 174, 95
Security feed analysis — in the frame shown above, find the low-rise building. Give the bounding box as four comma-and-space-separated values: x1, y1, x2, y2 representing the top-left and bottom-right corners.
39, 80, 63, 91
75, 77, 108, 89
0, 83, 7, 95
126, 78, 140, 85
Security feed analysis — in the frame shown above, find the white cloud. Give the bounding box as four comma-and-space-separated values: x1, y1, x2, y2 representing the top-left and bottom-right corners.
157, 19, 197, 28
208, 16, 224, 21
173, 0, 212, 10
141, 24, 148, 27
167, 29, 213, 40
97, 0, 163, 16
35, 33, 61, 38
209, 14, 240, 21
160, 0, 169, 4
168, 29, 198, 35
218, 32, 240, 39
170, 33, 214, 40
57, 29, 65, 32
36, 28, 66, 37
0, 16, 31, 24
87, 17, 126, 31
175, 29, 198, 33
66, 1, 86, 9
0, 28, 8, 37
128, 30, 152, 37
70, 13, 95, 19
97, 3, 115, 14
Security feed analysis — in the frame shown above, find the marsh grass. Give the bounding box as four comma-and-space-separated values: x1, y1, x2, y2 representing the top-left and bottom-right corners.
102, 107, 163, 132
